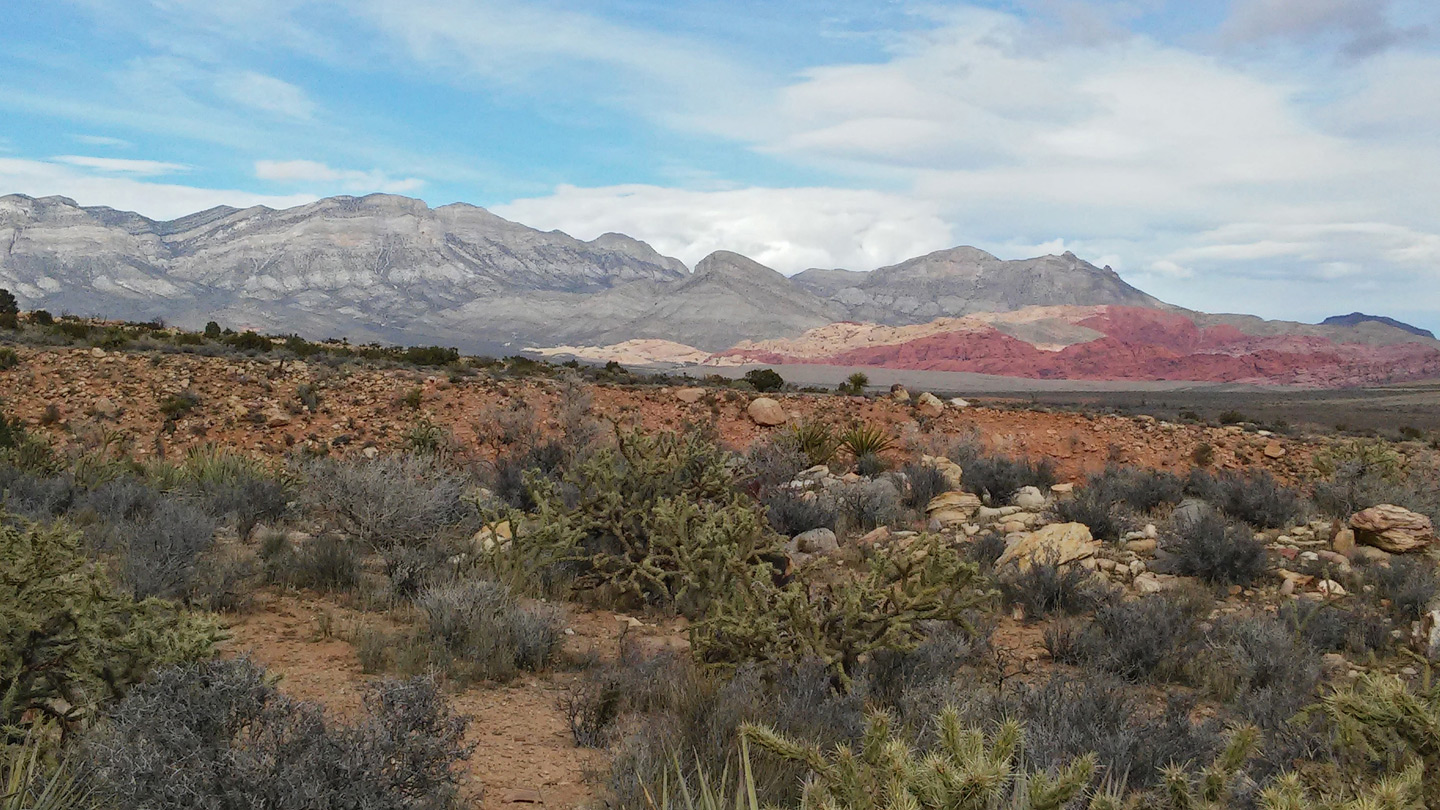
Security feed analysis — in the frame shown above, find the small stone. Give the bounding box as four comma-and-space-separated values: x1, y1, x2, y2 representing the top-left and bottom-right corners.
93, 396, 118, 417
1011, 486, 1047, 510
948, 397, 971, 409
1280, 578, 1296, 596
362, 446, 379, 459
1317, 579, 1347, 598
1264, 441, 1286, 459
915, 391, 945, 417
856, 526, 891, 546
1133, 572, 1164, 594
503, 788, 545, 804
1125, 538, 1157, 555
674, 387, 706, 403
1050, 482, 1075, 495
1332, 527, 1356, 556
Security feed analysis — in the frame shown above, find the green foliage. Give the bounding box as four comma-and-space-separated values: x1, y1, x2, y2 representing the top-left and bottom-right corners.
743, 369, 784, 393
401, 387, 424, 410
0, 350, 17, 371
742, 708, 1094, 810
403, 345, 460, 366
0, 290, 16, 330
295, 383, 319, 413
226, 330, 272, 352
497, 430, 782, 614
158, 390, 200, 421
203, 320, 222, 339
1313, 671, 1440, 803
837, 372, 869, 396
782, 421, 838, 467
694, 535, 992, 683
0, 517, 222, 739
2, 730, 94, 810
28, 310, 54, 327
838, 423, 895, 459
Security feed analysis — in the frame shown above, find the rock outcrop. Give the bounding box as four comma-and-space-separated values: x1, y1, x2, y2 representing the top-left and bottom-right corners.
1350, 505, 1435, 553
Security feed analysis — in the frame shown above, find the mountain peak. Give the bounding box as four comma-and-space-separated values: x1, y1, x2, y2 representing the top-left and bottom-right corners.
1321, 312, 1435, 339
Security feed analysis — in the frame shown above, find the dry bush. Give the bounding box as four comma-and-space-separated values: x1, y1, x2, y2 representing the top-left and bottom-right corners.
79, 658, 471, 810
302, 453, 478, 549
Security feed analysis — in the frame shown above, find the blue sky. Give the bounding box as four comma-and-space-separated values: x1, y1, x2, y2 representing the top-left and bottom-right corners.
3, 0, 1439, 331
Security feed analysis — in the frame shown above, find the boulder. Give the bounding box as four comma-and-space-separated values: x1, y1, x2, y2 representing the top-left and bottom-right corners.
920, 454, 964, 490
473, 520, 513, 553
746, 397, 787, 426
926, 490, 982, 528
1172, 498, 1214, 527
793, 527, 839, 554
890, 384, 910, 402
948, 398, 971, 409
675, 387, 706, 403
1010, 486, 1047, 510
1350, 504, 1435, 553
1331, 527, 1356, 556
916, 392, 944, 418
995, 522, 1098, 571
1263, 441, 1286, 459
93, 396, 118, 418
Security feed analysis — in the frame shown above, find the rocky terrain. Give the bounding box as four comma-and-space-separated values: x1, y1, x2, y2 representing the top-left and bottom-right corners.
9, 191, 1438, 387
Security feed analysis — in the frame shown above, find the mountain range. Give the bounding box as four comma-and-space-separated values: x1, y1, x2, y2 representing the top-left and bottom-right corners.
3, 191, 1438, 386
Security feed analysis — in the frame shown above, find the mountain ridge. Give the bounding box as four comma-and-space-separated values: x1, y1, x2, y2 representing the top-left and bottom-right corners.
2, 191, 1436, 384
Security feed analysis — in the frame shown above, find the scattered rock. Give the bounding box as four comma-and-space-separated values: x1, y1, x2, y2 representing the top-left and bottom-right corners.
1010, 486, 1046, 510
92, 396, 118, 417
920, 454, 964, 490
1350, 504, 1435, 553
915, 391, 944, 418
995, 522, 1098, 571
792, 527, 838, 555
746, 397, 787, 426
1330, 524, 1353, 553
856, 526, 891, 546
1133, 572, 1164, 594
674, 387, 706, 403
1124, 538, 1157, 555
1317, 579, 1347, 598
1263, 441, 1286, 459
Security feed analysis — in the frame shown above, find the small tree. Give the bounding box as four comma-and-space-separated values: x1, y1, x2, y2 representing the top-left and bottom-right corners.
203, 321, 222, 339
744, 368, 784, 393
0, 289, 18, 330
838, 372, 869, 395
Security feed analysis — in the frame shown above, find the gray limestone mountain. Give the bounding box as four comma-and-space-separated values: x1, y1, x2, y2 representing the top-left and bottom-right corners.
791, 246, 1166, 325
2, 192, 1170, 352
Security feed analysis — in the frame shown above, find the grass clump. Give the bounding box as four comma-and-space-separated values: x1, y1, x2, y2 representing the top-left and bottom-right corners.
1185, 468, 1303, 529
999, 554, 1115, 620
1046, 590, 1209, 683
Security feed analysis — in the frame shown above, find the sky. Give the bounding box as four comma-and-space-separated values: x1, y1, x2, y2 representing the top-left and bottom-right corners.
2, 0, 1439, 331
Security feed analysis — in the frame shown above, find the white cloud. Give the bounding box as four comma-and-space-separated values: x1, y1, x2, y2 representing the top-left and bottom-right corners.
52, 155, 189, 175
254, 159, 424, 193
214, 71, 317, 119
1221, 0, 1428, 57
0, 157, 315, 219
495, 184, 954, 273
70, 134, 134, 148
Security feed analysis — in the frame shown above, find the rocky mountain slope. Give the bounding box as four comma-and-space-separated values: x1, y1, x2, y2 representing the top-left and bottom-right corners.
4, 192, 1438, 385
1320, 312, 1435, 339
792, 246, 1165, 324
1, 193, 1161, 352
714, 306, 1440, 387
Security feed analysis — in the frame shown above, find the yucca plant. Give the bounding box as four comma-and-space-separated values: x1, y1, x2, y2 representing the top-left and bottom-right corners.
784, 421, 838, 467
838, 424, 894, 460
643, 739, 761, 810
1, 733, 94, 810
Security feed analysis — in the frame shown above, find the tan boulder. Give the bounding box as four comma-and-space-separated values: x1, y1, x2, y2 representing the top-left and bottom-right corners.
916, 392, 944, 418
1263, 441, 1286, 459
746, 397, 787, 426
1350, 504, 1435, 553
995, 522, 1098, 571
474, 520, 513, 553
920, 454, 964, 490
1331, 527, 1356, 556
926, 490, 982, 528
890, 384, 910, 402
674, 387, 706, 403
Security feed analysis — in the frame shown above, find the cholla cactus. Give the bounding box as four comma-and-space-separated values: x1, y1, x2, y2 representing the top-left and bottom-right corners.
495, 429, 785, 614
693, 534, 993, 684
741, 707, 1094, 810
